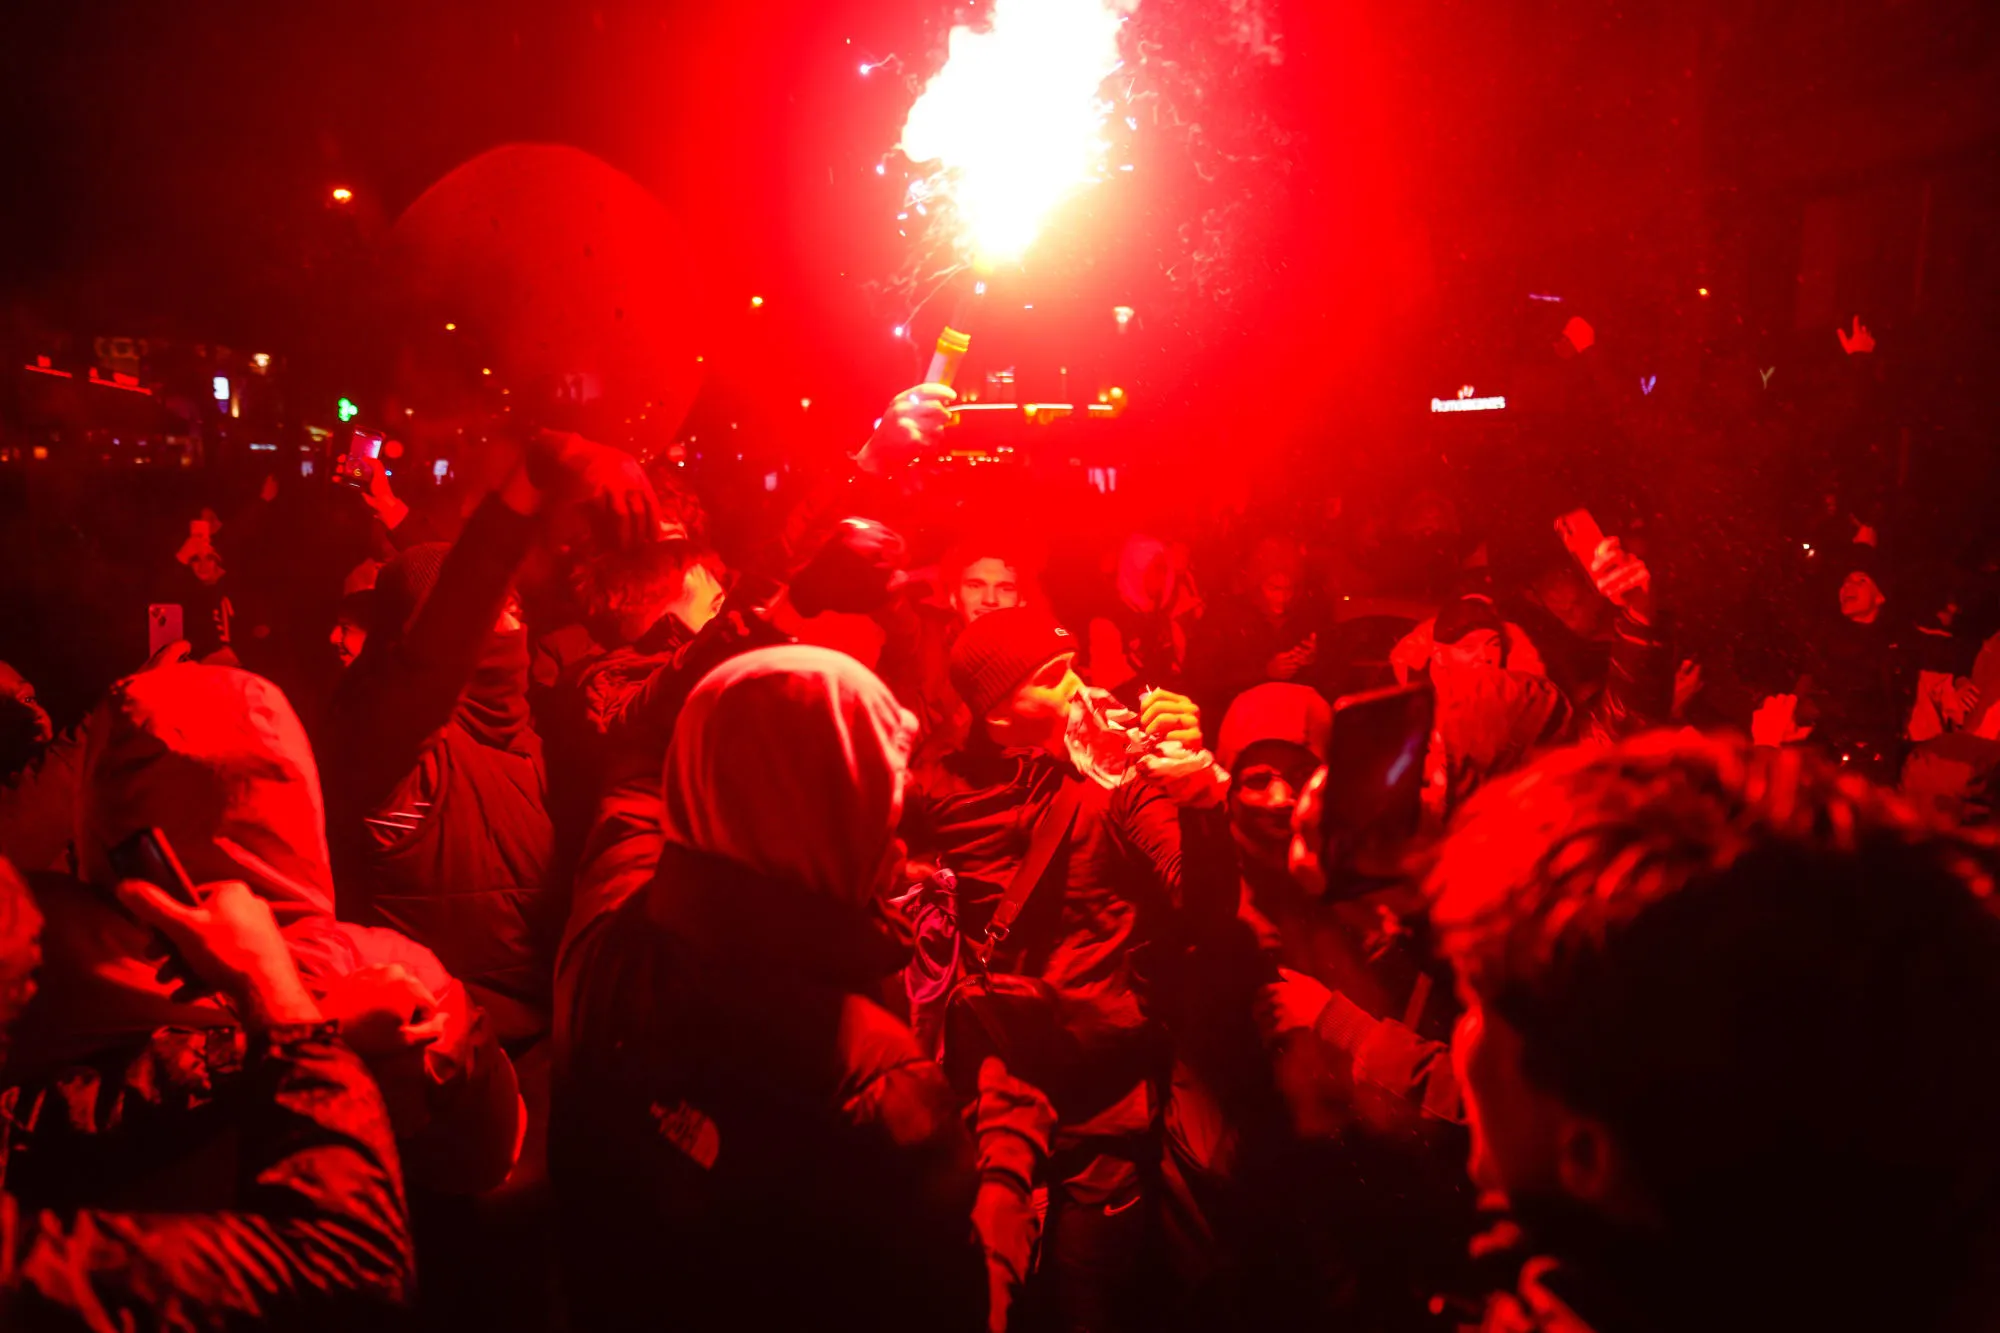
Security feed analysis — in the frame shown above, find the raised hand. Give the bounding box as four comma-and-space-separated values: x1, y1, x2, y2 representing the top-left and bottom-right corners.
1837, 316, 1876, 356
526, 430, 662, 551
853, 383, 957, 476
789, 517, 908, 617
359, 457, 410, 530
115, 878, 322, 1030
1589, 536, 1655, 624
1751, 693, 1813, 748
1137, 689, 1202, 749
1672, 657, 1705, 720
138, 639, 194, 673
316, 963, 447, 1058
1257, 967, 1334, 1042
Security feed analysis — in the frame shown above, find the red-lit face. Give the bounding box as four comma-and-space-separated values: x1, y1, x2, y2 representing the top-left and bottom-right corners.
1839, 571, 1885, 623
1229, 745, 1320, 863
1453, 993, 1634, 1225
330, 619, 367, 669
1434, 629, 1505, 677
0, 664, 52, 747
1536, 575, 1599, 636
954, 557, 1021, 626
1258, 572, 1296, 620
1454, 997, 1563, 1202
985, 653, 1082, 750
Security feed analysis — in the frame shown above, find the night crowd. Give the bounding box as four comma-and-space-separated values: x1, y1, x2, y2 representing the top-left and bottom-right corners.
2, 352, 1999, 1333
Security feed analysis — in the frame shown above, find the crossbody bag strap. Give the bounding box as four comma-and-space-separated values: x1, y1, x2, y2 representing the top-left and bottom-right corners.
973, 776, 1084, 969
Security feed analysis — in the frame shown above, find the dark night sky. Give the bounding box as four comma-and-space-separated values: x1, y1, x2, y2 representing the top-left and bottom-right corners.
2, 0, 1996, 445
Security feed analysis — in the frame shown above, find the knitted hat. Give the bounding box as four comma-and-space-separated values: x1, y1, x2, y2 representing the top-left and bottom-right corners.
1217, 683, 1332, 773
949, 608, 1075, 720
374, 542, 452, 637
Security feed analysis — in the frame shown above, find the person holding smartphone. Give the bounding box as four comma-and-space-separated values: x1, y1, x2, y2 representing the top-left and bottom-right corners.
0, 855, 416, 1327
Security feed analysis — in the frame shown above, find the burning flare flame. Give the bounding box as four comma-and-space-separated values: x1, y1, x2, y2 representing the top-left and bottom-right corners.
900, 0, 1136, 264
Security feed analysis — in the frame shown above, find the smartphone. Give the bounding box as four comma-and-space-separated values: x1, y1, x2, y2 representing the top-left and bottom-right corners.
147, 603, 184, 657
1319, 682, 1434, 891
337, 429, 383, 488
1554, 508, 1606, 572
107, 826, 203, 907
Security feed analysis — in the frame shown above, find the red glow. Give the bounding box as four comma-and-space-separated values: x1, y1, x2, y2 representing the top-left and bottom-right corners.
23, 361, 73, 379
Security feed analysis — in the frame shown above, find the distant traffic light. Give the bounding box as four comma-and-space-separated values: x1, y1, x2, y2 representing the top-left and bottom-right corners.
337, 396, 359, 422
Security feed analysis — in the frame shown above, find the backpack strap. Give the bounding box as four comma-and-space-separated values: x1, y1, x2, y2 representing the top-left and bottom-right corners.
973, 776, 1084, 969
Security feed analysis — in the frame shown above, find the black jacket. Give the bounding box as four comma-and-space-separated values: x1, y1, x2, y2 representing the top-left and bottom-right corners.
551, 844, 988, 1331
0, 1029, 412, 1330
322, 498, 557, 1045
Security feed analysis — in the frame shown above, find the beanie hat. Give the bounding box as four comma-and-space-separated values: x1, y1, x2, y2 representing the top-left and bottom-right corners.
1217, 683, 1332, 773
375, 543, 452, 637
949, 609, 1075, 721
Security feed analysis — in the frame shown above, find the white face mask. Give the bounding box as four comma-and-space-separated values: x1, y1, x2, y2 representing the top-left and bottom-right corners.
1063, 688, 1159, 789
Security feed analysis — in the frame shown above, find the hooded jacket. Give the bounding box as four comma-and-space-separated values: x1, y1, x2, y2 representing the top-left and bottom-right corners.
7, 664, 520, 1197
552, 647, 991, 1330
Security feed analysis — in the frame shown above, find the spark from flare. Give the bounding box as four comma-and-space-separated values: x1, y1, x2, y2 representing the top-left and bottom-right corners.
899, 0, 1137, 264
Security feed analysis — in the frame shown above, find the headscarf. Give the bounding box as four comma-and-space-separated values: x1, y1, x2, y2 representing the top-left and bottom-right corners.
1116, 534, 1175, 615
663, 646, 918, 907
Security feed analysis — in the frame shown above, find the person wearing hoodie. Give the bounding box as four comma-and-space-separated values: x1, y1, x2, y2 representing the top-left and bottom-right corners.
552, 646, 1053, 1331
0, 853, 416, 1329
319, 427, 663, 1049
0, 639, 198, 876
4, 663, 522, 1202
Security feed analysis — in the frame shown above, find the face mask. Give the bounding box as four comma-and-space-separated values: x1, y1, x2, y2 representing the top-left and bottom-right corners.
1064, 688, 1162, 789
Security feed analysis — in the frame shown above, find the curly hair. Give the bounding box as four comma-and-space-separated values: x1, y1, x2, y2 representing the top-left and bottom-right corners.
1430, 732, 2000, 1314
